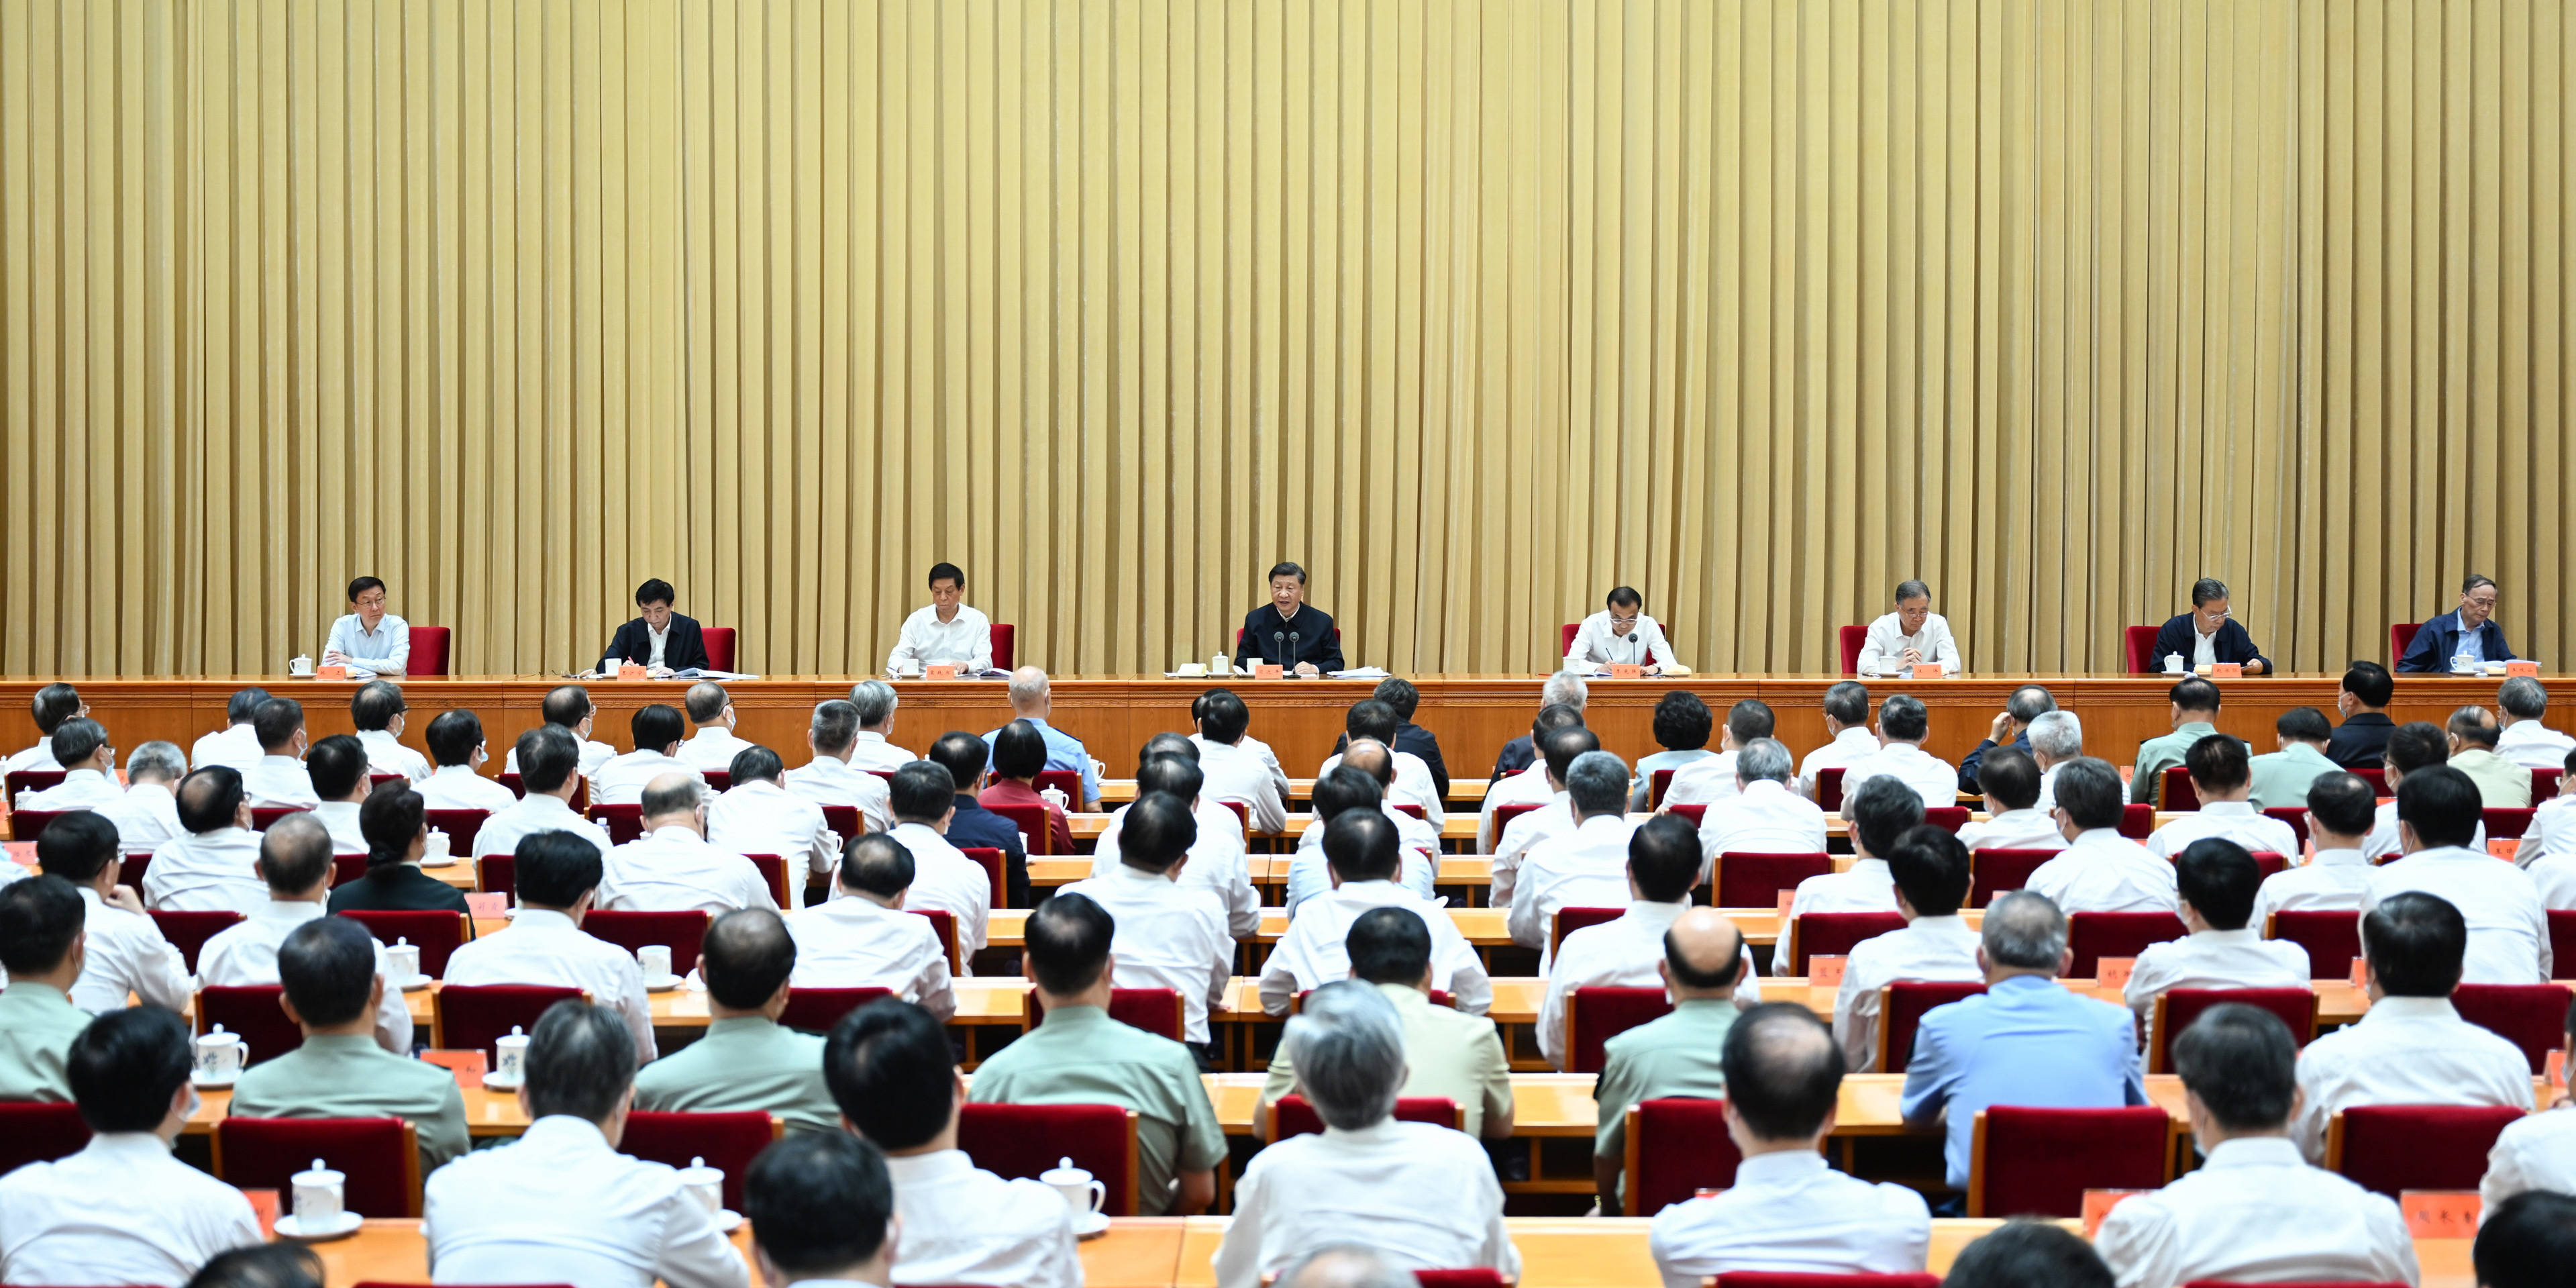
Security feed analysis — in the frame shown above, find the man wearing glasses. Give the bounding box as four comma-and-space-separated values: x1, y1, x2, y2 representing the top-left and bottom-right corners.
1562, 586, 1687, 676
2150, 577, 2269, 675
2397, 575, 2518, 673
321, 576, 411, 677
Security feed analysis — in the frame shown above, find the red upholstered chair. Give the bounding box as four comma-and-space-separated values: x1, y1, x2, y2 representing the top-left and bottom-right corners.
1714, 852, 1831, 909
957, 1103, 1141, 1215
2351, 767, 2388, 794
1567, 987, 1672, 1075
1024, 987, 1186, 1042
2327, 1104, 2526, 1197
4, 770, 65, 801
1665, 803, 1708, 828
619, 1111, 781, 1211
2161, 767, 2202, 811
1967, 849, 2059, 908
149, 909, 243, 974
1621, 1098, 1740, 1216
497, 773, 528, 799
1720, 1277, 1939, 1288
1922, 806, 1970, 834
739, 854, 790, 908
1415, 1273, 1514, 1288
422, 809, 490, 855
1877, 981, 1987, 1073
2552, 911, 2576, 984
819, 804, 862, 839
1816, 768, 1848, 813
1839, 625, 1869, 676
701, 771, 732, 793
368, 773, 405, 791
7, 809, 68, 840
2125, 625, 2162, 674
1270, 1095, 1460, 1143
1221, 799, 1249, 830
2148, 987, 2318, 1073
2267, 909, 2365, 979
2263, 806, 2311, 849
2248, 851, 2291, 879
2180, 1282, 2406, 1288
2119, 803, 2156, 839
1392, 803, 1427, 820
580, 910, 709, 975
341, 910, 470, 977
2451, 983, 2576, 1073
588, 803, 646, 844
251, 805, 311, 830
116, 852, 150, 890
331, 854, 368, 888
702, 628, 736, 673
433, 984, 584, 1058
1649, 770, 1677, 808
2483, 807, 2536, 839
1968, 1105, 2175, 1216
214, 1116, 421, 1216
0, 1101, 90, 1175
2389, 622, 2421, 662
1033, 770, 1084, 805
1785, 912, 1905, 976
959, 846, 1007, 909
1559, 624, 1581, 658
779, 987, 894, 1034
197, 986, 301, 1065
986, 801, 1050, 854
1549, 907, 1625, 961
407, 626, 452, 677
989, 624, 1015, 672
2067, 911, 2187, 977
476, 854, 517, 905
2534, 768, 2563, 802
914, 908, 963, 973
1490, 802, 1543, 848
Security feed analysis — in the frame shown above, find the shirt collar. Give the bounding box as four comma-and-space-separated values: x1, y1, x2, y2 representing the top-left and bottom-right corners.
2174, 722, 2219, 738
523, 1114, 617, 1152
1038, 1003, 1115, 1030
58, 768, 110, 786
1733, 1148, 1831, 1187
1990, 973, 2059, 995
1573, 812, 1630, 838
299, 1032, 385, 1054
2202, 800, 2257, 815
705, 1015, 788, 1040
1741, 779, 1792, 802
1987, 808, 2046, 824
1, 981, 77, 1011
252, 899, 327, 926
2189, 927, 2262, 946
513, 907, 582, 933
2071, 828, 2133, 848
646, 826, 708, 846
883, 1148, 977, 1183
85, 1132, 178, 1160
1909, 914, 1972, 934
259, 754, 303, 768
1320, 1118, 1408, 1145
2311, 848, 2367, 867
431, 764, 479, 778
2361, 995, 2461, 1024
2200, 1136, 2304, 1169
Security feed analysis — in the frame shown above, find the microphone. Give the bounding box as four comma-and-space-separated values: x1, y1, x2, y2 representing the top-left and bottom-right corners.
1272, 631, 1286, 665
1289, 632, 1302, 673
1625, 632, 1640, 660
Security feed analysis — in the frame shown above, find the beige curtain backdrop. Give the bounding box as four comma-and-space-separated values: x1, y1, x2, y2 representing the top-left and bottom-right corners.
1, 0, 2567, 677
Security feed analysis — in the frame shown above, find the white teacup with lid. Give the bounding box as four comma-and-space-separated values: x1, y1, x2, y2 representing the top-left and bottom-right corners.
492, 1026, 531, 1084
293, 1157, 346, 1226
193, 1024, 248, 1083
1040, 1156, 1106, 1218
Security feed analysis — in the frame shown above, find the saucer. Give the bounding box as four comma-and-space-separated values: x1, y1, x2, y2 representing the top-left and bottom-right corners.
715, 1209, 744, 1234
189, 1071, 238, 1089
420, 854, 459, 869
274, 1210, 364, 1241
395, 973, 433, 991
1074, 1210, 1113, 1239
481, 1072, 523, 1091
643, 973, 685, 992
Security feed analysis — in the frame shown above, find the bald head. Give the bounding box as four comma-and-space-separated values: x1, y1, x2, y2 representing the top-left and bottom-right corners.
640, 773, 707, 832
1663, 907, 1746, 998
257, 813, 336, 898
1008, 667, 1051, 713
1339, 738, 1395, 789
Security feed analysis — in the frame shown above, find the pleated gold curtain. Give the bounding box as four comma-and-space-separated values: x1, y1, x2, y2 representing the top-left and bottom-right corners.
2, 0, 2568, 677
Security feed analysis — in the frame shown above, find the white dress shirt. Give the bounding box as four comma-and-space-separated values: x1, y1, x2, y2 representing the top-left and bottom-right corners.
1798, 727, 1886, 803
1194, 731, 1289, 801
1261, 880, 1491, 1016
1647, 1148, 1931, 1286
323, 612, 411, 676
1838, 743, 1960, 815
1492, 796, 1574, 907
2526, 793, 2576, 866
2529, 852, 2576, 909
1194, 738, 1289, 834
474, 793, 616, 860
14, 769, 123, 811
1285, 807, 1441, 913
240, 754, 318, 808
2146, 800, 2302, 860
417, 764, 519, 813
1561, 610, 1682, 672
91, 783, 184, 856
598, 827, 777, 915
1534, 901, 1765, 1071
66, 886, 193, 1015
1633, 749, 1718, 811
885, 604, 996, 673
2251, 848, 2375, 929
358, 728, 433, 782
141, 828, 268, 913
1787, 858, 1900, 928
708, 779, 838, 892
1954, 808, 2070, 854
1476, 765, 1557, 854
845, 732, 917, 774
2096, 1135, 2417, 1288
590, 750, 705, 806
442, 907, 658, 1062
1833, 913, 1982, 1073
2482, 1104, 2576, 1209
2291, 995, 2534, 1160
199, 899, 413, 1054
1661, 750, 1743, 807
2361, 799, 2486, 860
311, 801, 370, 854
2495, 719, 2576, 769
782, 755, 894, 834
1214, 1120, 1518, 1288
675, 726, 757, 775
1090, 799, 1259, 938
189, 724, 262, 775
502, 735, 618, 783
2035, 760, 2129, 815
882, 1148, 1078, 1288
2362, 846, 2552, 983
1057, 865, 1235, 1042
424, 1114, 747, 1288
886, 822, 992, 965
0, 1133, 261, 1286
1855, 611, 1962, 676
1696, 779, 1829, 868
0, 744, 60, 776
2026, 828, 2180, 915
2122, 928, 2312, 1048
784, 895, 956, 1020
1318, 750, 1447, 826
1508, 814, 1644, 965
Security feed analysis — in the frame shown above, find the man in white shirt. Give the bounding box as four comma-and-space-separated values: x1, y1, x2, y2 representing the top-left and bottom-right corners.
239, 696, 318, 808
1317, 698, 1445, 826
1262, 810, 1492, 1016
1631, 691, 1719, 810
1562, 585, 1685, 675
675, 683, 757, 774
1217, 982, 1518, 1287
598, 775, 778, 915
195, 814, 413, 1053
1854, 579, 1962, 677
823, 999, 1080, 1288
1055, 792, 1233, 1050
1800, 682, 1882, 805
2495, 676, 2576, 768
2097, 1003, 2416, 1288
2481, 1001, 2576, 1208
2251, 771, 2380, 929
2362, 765, 2552, 983
593, 704, 707, 805
2361, 722, 2489, 860
1786, 773, 1920, 926
1190, 688, 1289, 833
1091, 747, 1259, 937
844, 681, 919, 772
303, 735, 374, 854
2146, 734, 2304, 859
2290, 889, 2535, 1160
1482, 708, 1583, 854
142, 766, 269, 913
1664, 699, 1775, 808
884, 561, 996, 675
1954, 748, 2069, 854
1, 683, 83, 776
91, 740, 187, 856
1284, 764, 1439, 913
1508, 751, 1643, 963
1649, 1003, 1931, 1285
739, 1133, 902, 1288
1834, 826, 1983, 1072
1837, 694, 1959, 818
784, 699, 895, 834
425, 1001, 745, 1288
2124, 839, 2312, 1050
2026, 709, 2126, 815
415, 709, 519, 813
1492, 725, 1599, 905
0, 1007, 260, 1285
189, 688, 268, 777
710, 746, 837, 903
501, 685, 621, 783
1537, 816, 1754, 1071
784, 833, 954, 1020
883, 762, 994, 968
12, 719, 122, 811
34, 813, 191, 1013
1694, 737, 1830, 869
443, 829, 659, 1061
476, 726, 618, 862
348, 681, 431, 782
2026, 758, 2179, 914
319, 575, 411, 676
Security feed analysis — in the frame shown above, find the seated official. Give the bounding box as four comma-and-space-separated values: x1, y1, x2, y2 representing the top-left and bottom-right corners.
2291, 891, 2532, 1160
198, 815, 412, 1053
978, 717, 1076, 855
349, 680, 431, 782
1492, 726, 1604, 903
784, 833, 955, 1019
1838, 695, 1959, 818
1286, 765, 1435, 914
229, 915, 468, 1173
2480, 998, 2576, 1207
477, 725, 617, 860
633, 909, 838, 1134
708, 746, 837, 903
842, 681, 919, 771
0, 877, 95, 1099
926, 731, 1031, 910
785, 699, 896, 834
2328, 660, 2400, 769
1835, 826, 1983, 1073
2026, 758, 2179, 914
34, 813, 189, 1013
2398, 573, 2515, 672
1787, 774, 1922, 924
2449, 704, 2534, 806
13, 718, 121, 809
240, 697, 317, 809
1631, 691, 1717, 811
2097, 1003, 2415, 1288
2251, 771, 2380, 926
2530, 748, 2576, 898
825, 1000, 1080, 1288
971, 892, 1227, 1214
883, 762, 994, 966
1485, 674, 1586, 797
1855, 579, 1961, 677
1510, 751, 1645, 961
2247, 707, 2341, 809
1262, 810, 1491, 1016
444, 830, 658, 1062
1957, 686, 2054, 796
1594, 909, 1748, 1208
1319, 699, 1445, 825
0, 1007, 259, 1285
1216, 981, 1516, 1288
2030, 709, 2124, 815
2476, 1192, 2576, 1288
2124, 840, 2312, 1048
599, 775, 776, 915
1902, 891, 2151, 1192
1955, 748, 2067, 853
1943, 1222, 2114, 1288
1563, 585, 1687, 675
415, 711, 517, 812
676, 683, 756, 773
981, 669, 1100, 807
305, 735, 375, 854
189, 687, 268, 776
1233, 560, 1345, 677
327, 783, 474, 919
425, 1001, 746, 1288
1328, 678, 1452, 802
884, 561, 994, 675
2365, 766, 2550, 982
2496, 676, 2576, 768
1259, 907, 1513, 1140
319, 575, 410, 676
741, 1133, 899, 1288
1694, 738, 1829, 864
501, 685, 620, 783
94, 740, 187, 856
1798, 683, 1881, 802
2, 682, 85, 775
1054, 793, 1232, 1052
142, 766, 269, 913
1190, 689, 1290, 834
1663, 699, 1774, 807
2132, 678, 2230, 808
2145, 735, 2302, 858
1540, 816, 1755, 1071
2151, 577, 2270, 675
600, 577, 711, 677
2361, 722, 2489, 859
1649, 1003, 1931, 1285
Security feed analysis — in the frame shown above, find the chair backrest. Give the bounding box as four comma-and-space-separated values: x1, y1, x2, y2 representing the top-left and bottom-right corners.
2350, 767, 2388, 795
1622, 1098, 1740, 1216
2149, 987, 2319, 1073
331, 854, 368, 888
1549, 907, 1625, 960
1665, 803, 1708, 828
2262, 806, 2311, 850
432, 983, 584, 1058
0, 1101, 90, 1176
989, 623, 1016, 672
407, 626, 453, 677
619, 1111, 780, 1211
819, 804, 863, 840
1270, 1095, 1461, 1143
197, 986, 302, 1065
2161, 766, 2202, 812
1838, 624, 1869, 676
1219, 799, 1249, 830
368, 773, 405, 791
215, 1116, 421, 1217
1648, 769, 1677, 808
1878, 981, 1988, 1072
1967, 848, 2060, 908
579, 909, 710, 975
1713, 852, 1832, 909
2483, 807, 2537, 839
1022, 987, 1186, 1042
2248, 851, 2291, 879
1718, 1276, 1940, 1288
2124, 625, 2161, 674
1969, 1105, 2174, 1216
985, 801, 1049, 855
2451, 983, 2576, 1073
701, 771, 733, 793
149, 909, 244, 974
2267, 909, 2364, 979
251, 805, 311, 830
1415, 1272, 1514, 1288
1559, 623, 1582, 658
1567, 987, 1672, 1075
956, 1103, 1140, 1216
588, 803, 646, 845
2327, 1104, 2526, 1197
1816, 768, 1847, 812
2551, 911, 2576, 985
1391, 802, 1427, 820
778, 986, 894, 1034
1490, 801, 1542, 845
1031, 770, 1083, 803
341, 909, 470, 977
1921, 806, 1970, 834
1786, 911, 1906, 976
7, 808, 68, 840
701, 627, 737, 673
2118, 803, 2155, 839
959, 846, 1007, 909
2066, 911, 2188, 977
497, 773, 529, 799
476, 854, 517, 905
2389, 622, 2421, 661
913, 908, 963, 973
116, 852, 150, 890
2536, 768, 2565, 802
727, 853, 782, 908
422, 809, 491, 856
4, 770, 66, 801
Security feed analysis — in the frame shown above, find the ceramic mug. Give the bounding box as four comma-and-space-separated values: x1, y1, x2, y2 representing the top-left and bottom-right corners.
676, 1156, 725, 1214
384, 939, 421, 981
1039, 1157, 1106, 1218
637, 944, 673, 979
494, 1026, 531, 1083
289, 656, 315, 677
193, 1026, 247, 1081
293, 1158, 345, 1226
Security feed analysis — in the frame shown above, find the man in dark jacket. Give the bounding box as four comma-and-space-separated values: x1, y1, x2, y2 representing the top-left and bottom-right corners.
2149, 577, 2269, 675
2326, 660, 2400, 769
2396, 575, 2517, 672
600, 578, 711, 676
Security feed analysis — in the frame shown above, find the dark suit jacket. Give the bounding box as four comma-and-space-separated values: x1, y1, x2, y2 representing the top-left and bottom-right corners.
1490, 734, 1535, 785
602, 613, 710, 673
2396, 610, 2516, 673
946, 793, 1031, 908
1957, 730, 2034, 793
327, 865, 475, 919
2326, 712, 2397, 770
2151, 615, 2269, 673
1332, 722, 1451, 801
1233, 604, 1345, 672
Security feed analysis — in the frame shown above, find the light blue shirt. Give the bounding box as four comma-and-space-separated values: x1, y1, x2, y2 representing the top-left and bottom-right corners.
1283, 828, 1437, 913
2455, 630, 2487, 665
1899, 973, 2149, 1189
984, 716, 1098, 806
323, 612, 410, 675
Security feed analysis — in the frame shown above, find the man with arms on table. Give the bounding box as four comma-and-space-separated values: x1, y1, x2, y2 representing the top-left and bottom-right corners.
303, 734, 378, 854
601, 578, 711, 677
1563, 585, 1685, 675
591, 705, 705, 806
0, 877, 95, 1099
1788, 773, 1920, 923
12, 718, 119, 810
2151, 577, 2270, 674
91, 740, 186, 857
707, 746, 837, 907
476, 726, 617, 862
2250, 772, 2380, 926
1539, 816, 1764, 1071
240, 697, 318, 809
596, 775, 776, 915
1592, 907, 1747, 1209
2145, 734, 2302, 859
1257, 906, 1514, 1141
1488, 673, 1588, 786
1262, 809, 1490, 1016
2026, 758, 2178, 914
2122, 840, 2312, 1050
190, 687, 267, 775
2398, 573, 2516, 672
1954, 748, 2067, 853
1318, 699, 1445, 825
1235, 561, 1344, 678
882, 762, 995, 968
1331, 677, 1451, 801
3, 682, 84, 775
1662, 699, 1775, 807
442, 830, 658, 1061
320, 575, 409, 676
884, 562, 994, 675
740, 1134, 899, 1288
503, 684, 620, 783
1694, 738, 1829, 870
1835, 826, 1983, 1073
196, 815, 412, 1054
1189, 689, 1289, 834
142, 767, 268, 913
418, 710, 520, 812
2361, 765, 2549, 982
1053, 793, 1233, 1059
843, 681, 919, 771
1837, 694, 1958, 818
1798, 681, 1880, 803
1856, 579, 1961, 676
1506, 750, 1642, 962
1478, 700, 1585, 850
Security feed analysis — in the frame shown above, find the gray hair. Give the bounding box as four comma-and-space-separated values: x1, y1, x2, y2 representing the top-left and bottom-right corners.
1007, 666, 1051, 709
1983, 890, 2067, 971
1893, 579, 1931, 604
1276, 1246, 1416, 1288
1565, 750, 1631, 815
2499, 677, 2549, 720
125, 740, 188, 785
1541, 671, 1590, 711
2026, 709, 2085, 760
1735, 738, 1794, 785
847, 680, 900, 727
1283, 980, 1406, 1130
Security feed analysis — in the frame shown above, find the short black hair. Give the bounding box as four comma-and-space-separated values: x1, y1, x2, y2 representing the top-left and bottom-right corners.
1720, 1003, 1841, 1140
252, 697, 305, 752
635, 578, 676, 607
67, 1005, 193, 1133
1346, 906, 1432, 986
1268, 561, 1307, 585
1849, 774, 1928, 856
515, 724, 582, 794
1136, 754, 1204, 803
257, 815, 336, 893
48, 718, 107, 768
2170, 1002, 2298, 1131
1540, 724, 1602, 784
176, 766, 247, 834
306, 734, 369, 801
2341, 660, 2396, 708
2275, 706, 2333, 742
425, 710, 483, 769
629, 704, 684, 752
926, 562, 964, 589
359, 783, 426, 868
744, 1132, 896, 1275
1026, 891, 1114, 996
1651, 692, 1713, 751
1606, 585, 1643, 609
1822, 681, 1871, 727
2384, 721, 2452, 777
346, 575, 387, 603
1727, 699, 1776, 744
1531, 702, 1587, 742
1194, 689, 1250, 744
225, 687, 273, 726
809, 700, 860, 756
1627, 814, 1702, 904
2004, 685, 2057, 724
2475, 1191, 2576, 1288
888, 761, 956, 823
2175, 838, 2261, 930
1323, 808, 1402, 883
703, 909, 796, 1010
2052, 758, 2129, 831
684, 683, 731, 724
926, 732, 989, 793
727, 744, 785, 787
838, 833, 915, 898
1978, 747, 2042, 812
35, 811, 121, 883
1117, 791, 1197, 873
2190, 577, 2230, 607
185, 1243, 324, 1288
350, 681, 407, 732
524, 999, 636, 1122
1345, 699, 1400, 746
1310, 765, 1383, 823
1371, 677, 1421, 720
1139, 732, 1200, 769
277, 915, 380, 1028
515, 828, 606, 909
2183, 734, 2251, 793
825, 999, 955, 1151
542, 684, 596, 729
2304, 771, 2378, 839
990, 719, 1049, 778
2363, 890, 2467, 997
30, 683, 82, 733
1887, 824, 1971, 918
0, 875, 84, 975
2167, 677, 2222, 715
2395, 763, 2483, 848
1878, 695, 1930, 742
1940, 1220, 2114, 1288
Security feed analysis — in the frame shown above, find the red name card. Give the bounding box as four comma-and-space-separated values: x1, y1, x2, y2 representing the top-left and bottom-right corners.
616, 663, 648, 681
1912, 663, 1946, 679
2208, 662, 2244, 679
1808, 955, 1847, 987
2095, 957, 2137, 991
2399, 1190, 2482, 1239
2490, 838, 2522, 862
421, 1048, 488, 1089
1608, 664, 1644, 681
243, 1189, 280, 1240
2507, 660, 2540, 677
2081, 1189, 2148, 1238
313, 665, 348, 681
2351, 957, 2371, 989
924, 664, 960, 681
2547, 1048, 2566, 1089
1777, 891, 1796, 920
465, 892, 509, 920
1253, 664, 1286, 681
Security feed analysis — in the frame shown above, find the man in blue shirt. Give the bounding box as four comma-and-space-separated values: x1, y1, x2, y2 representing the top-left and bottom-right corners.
983, 667, 1099, 807
1900, 889, 2149, 1197
928, 730, 1029, 908
2396, 575, 2517, 673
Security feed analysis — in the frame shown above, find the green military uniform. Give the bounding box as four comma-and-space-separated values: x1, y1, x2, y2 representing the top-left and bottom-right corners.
2133, 722, 2226, 807
1592, 996, 1740, 1165
2246, 742, 2342, 811
227, 1033, 470, 1175
2451, 748, 2534, 808
632, 1015, 839, 1136
1260, 981, 1514, 1137
0, 983, 91, 1101
967, 1004, 1225, 1216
